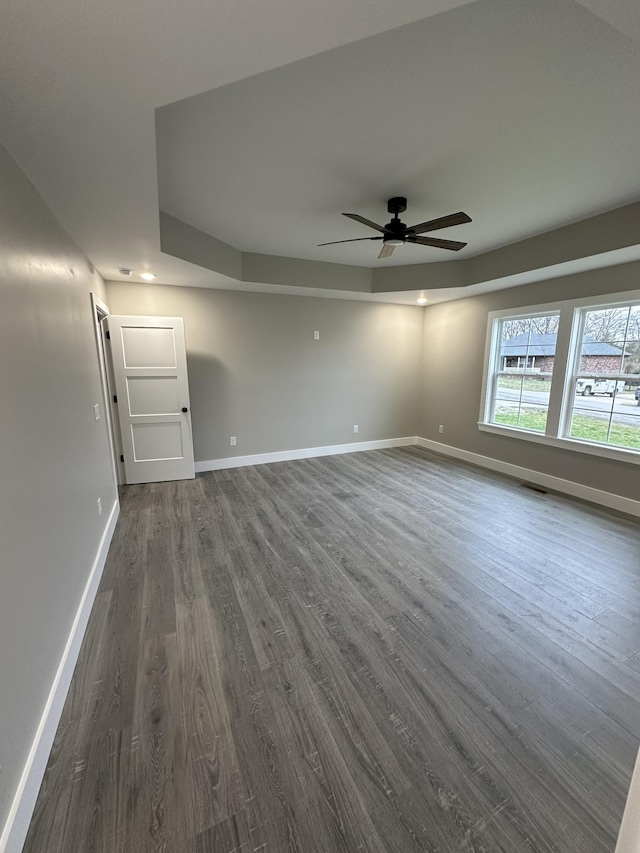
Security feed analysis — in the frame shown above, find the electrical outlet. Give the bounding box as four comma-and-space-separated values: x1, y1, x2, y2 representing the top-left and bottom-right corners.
313, 330, 320, 340
94, 403, 100, 421
97, 497, 102, 517
229, 436, 237, 447
438, 425, 444, 434
353, 424, 359, 434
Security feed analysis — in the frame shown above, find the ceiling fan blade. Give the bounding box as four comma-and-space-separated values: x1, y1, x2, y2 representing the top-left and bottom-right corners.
407, 235, 467, 251
408, 211, 472, 235
317, 236, 383, 246
378, 243, 396, 259
343, 213, 389, 234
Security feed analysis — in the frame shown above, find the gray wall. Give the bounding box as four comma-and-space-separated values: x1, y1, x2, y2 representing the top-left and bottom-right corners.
0, 143, 116, 834
420, 263, 640, 502
106, 282, 423, 461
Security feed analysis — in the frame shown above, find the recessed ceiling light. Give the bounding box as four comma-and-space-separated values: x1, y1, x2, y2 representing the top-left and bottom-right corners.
417, 296, 428, 305
139, 271, 157, 281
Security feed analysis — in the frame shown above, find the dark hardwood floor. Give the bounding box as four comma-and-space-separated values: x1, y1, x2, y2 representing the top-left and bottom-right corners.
23, 447, 640, 852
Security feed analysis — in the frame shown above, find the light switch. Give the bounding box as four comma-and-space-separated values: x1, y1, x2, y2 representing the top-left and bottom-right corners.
94, 403, 100, 421
313, 330, 320, 340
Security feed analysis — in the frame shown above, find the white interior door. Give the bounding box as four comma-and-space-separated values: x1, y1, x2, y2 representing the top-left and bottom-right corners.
108, 315, 195, 484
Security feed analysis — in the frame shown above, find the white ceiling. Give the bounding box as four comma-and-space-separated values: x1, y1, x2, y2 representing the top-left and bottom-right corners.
156, 0, 640, 268
1, 0, 640, 302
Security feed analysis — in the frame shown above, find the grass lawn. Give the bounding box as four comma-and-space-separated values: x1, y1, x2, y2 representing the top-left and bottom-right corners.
497, 377, 552, 393
494, 407, 640, 449
494, 408, 547, 431
570, 415, 640, 449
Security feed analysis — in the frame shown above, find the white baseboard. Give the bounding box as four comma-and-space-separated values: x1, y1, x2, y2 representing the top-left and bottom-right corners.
195, 436, 419, 473
416, 437, 640, 518
616, 748, 640, 852
0, 499, 120, 853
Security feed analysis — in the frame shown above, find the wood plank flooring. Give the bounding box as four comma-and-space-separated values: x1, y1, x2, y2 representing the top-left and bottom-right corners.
23, 447, 640, 852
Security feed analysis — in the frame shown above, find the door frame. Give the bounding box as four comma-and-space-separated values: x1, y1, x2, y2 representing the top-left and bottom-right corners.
90, 293, 124, 487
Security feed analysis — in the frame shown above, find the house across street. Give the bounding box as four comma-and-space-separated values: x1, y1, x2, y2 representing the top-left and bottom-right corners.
501, 332, 627, 374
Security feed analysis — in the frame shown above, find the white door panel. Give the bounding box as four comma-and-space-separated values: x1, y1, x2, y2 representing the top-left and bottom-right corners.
131, 421, 184, 461
126, 376, 180, 416
108, 315, 195, 484
121, 326, 177, 368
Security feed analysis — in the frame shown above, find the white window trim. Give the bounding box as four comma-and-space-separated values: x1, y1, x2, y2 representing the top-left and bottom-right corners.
479, 289, 640, 464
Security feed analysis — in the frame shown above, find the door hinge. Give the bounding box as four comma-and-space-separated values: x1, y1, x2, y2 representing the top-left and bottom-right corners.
113, 394, 118, 403
120, 454, 124, 463
105, 330, 111, 340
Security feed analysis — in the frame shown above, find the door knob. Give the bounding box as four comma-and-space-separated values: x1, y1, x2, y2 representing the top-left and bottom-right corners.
181, 407, 188, 413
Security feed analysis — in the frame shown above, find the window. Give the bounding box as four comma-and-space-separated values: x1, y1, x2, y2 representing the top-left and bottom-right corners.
480, 293, 640, 461
490, 313, 559, 433
567, 305, 640, 451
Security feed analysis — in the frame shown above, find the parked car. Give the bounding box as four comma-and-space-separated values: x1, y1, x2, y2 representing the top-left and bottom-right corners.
575, 378, 624, 397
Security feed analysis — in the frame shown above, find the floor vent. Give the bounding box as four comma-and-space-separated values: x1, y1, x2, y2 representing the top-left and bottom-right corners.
522, 483, 548, 495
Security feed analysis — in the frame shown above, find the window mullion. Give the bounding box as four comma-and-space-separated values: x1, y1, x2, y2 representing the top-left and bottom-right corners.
546, 306, 575, 438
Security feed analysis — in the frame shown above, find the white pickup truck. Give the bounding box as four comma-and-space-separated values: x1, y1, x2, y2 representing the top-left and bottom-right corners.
575, 378, 625, 396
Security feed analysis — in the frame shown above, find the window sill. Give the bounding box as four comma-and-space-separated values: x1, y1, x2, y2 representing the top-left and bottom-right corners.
477, 421, 640, 466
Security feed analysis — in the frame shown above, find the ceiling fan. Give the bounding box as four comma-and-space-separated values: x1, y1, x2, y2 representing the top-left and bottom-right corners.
318, 196, 471, 259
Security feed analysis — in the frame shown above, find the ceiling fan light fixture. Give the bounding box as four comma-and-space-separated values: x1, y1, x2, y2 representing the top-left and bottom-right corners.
385, 237, 404, 247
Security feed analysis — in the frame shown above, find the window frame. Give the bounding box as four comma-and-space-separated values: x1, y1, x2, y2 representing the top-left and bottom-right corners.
483, 308, 561, 435
479, 289, 640, 465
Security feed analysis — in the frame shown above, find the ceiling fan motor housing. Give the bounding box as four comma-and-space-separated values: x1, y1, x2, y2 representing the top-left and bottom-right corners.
385, 199, 409, 243
384, 223, 407, 246
386, 219, 408, 236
